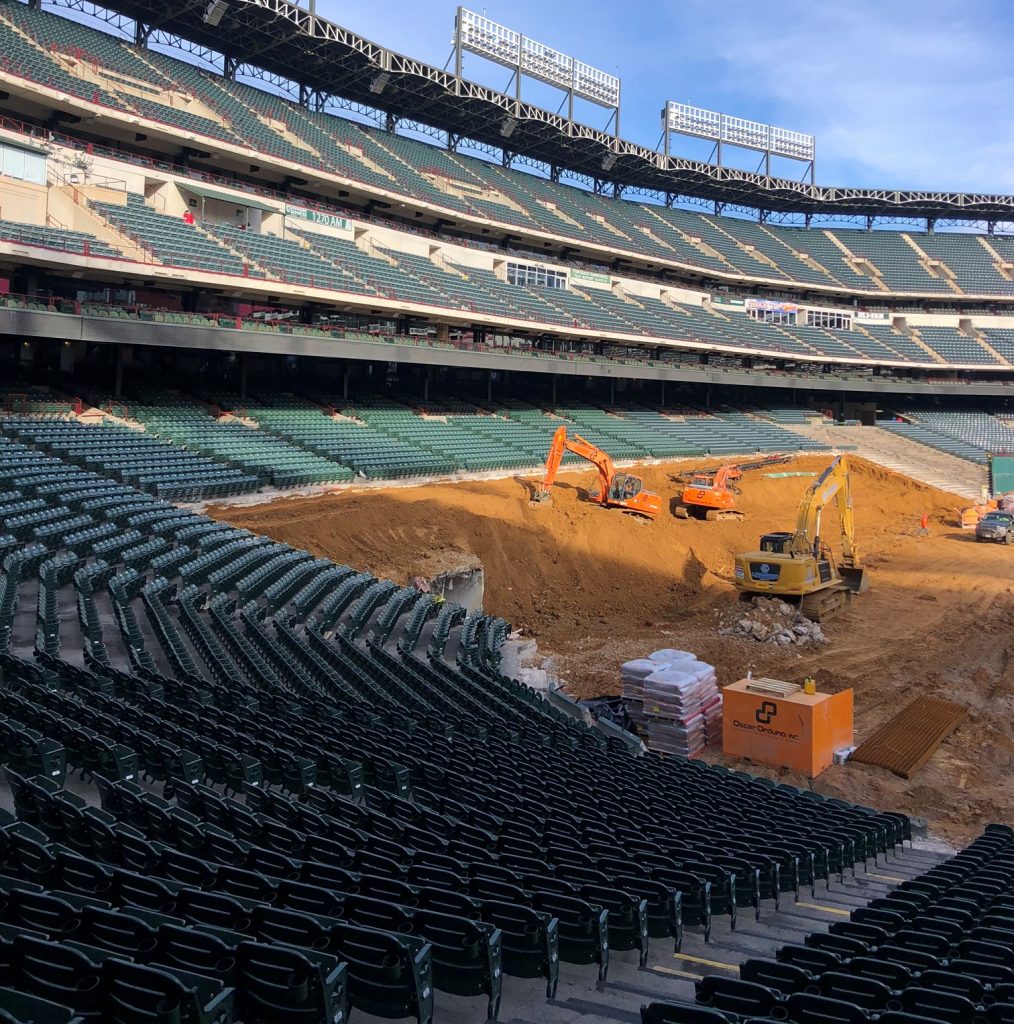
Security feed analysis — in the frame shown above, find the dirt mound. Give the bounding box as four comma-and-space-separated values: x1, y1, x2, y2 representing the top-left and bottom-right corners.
208, 454, 1014, 843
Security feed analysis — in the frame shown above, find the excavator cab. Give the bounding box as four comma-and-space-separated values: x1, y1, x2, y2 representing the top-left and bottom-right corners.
758, 532, 792, 554
609, 474, 643, 502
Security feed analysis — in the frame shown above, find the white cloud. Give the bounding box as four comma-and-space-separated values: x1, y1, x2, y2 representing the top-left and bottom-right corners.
680, 0, 1014, 192
312, 0, 1014, 194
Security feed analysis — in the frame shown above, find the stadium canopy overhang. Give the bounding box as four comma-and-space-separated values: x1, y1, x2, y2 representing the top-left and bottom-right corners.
88, 0, 1014, 224
180, 181, 278, 212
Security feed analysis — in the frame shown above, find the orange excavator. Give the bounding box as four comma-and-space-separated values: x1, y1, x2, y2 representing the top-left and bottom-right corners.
674, 454, 790, 521
534, 426, 662, 518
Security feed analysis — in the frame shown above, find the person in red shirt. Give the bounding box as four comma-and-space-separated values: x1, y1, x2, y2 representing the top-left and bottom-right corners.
917, 512, 930, 537
182, 209, 195, 225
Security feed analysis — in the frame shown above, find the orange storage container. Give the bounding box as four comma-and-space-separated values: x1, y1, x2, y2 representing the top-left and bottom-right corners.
722, 678, 853, 778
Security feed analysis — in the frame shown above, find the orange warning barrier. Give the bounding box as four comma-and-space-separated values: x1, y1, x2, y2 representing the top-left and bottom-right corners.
722, 678, 853, 778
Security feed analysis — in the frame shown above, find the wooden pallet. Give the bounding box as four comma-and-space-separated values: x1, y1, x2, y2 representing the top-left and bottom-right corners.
850, 696, 967, 779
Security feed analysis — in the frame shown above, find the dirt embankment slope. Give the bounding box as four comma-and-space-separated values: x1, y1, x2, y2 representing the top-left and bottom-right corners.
209, 456, 1014, 843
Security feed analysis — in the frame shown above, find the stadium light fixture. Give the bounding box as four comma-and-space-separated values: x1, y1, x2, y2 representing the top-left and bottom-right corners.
500, 116, 518, 139
660, 100, 815, 181
601, 153, 617, 171
453, 8, 621, 135
369, 72, 390, 95
203, 0, 228, 27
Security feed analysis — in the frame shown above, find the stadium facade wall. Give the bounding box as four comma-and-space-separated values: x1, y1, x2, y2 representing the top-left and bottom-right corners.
2, 306, 1011, 398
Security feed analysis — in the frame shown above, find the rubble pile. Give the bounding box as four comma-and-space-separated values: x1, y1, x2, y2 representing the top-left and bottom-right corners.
719, 597, 828, 645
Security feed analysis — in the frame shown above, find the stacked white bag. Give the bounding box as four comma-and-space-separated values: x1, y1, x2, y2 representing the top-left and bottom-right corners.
621, 649, 723, 757
619, 658, 657, 728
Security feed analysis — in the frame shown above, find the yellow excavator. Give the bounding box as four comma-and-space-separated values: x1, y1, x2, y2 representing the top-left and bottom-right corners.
733, 455, 867, 620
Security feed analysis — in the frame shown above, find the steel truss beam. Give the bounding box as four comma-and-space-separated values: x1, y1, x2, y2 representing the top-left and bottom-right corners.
39, 0, 1014, 225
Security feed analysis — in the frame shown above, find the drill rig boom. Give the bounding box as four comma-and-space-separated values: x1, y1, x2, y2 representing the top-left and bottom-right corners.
675, 454, 790, 521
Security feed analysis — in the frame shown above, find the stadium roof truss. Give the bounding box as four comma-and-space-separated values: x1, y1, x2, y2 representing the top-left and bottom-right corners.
41, 0, 1014, 226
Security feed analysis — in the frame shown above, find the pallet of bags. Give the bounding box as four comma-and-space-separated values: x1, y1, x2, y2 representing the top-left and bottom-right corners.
641, 709, 707, 757
702, 693, 724, 747
622, 648, 724, 757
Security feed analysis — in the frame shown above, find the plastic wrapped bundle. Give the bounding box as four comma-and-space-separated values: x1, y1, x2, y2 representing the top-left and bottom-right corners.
620, 657, 658, 702
622, 649, 724, 757
702, 693, 724, 746
643, 711, 707, 757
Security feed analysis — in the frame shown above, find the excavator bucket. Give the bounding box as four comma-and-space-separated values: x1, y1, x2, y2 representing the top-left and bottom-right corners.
839, 565, 868, 594
533, 426, 568, 504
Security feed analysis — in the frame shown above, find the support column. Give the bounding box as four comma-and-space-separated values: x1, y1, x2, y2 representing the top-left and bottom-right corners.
343, 364, 350, 401
423, 370, 430, 403
239, 354, 248, 401
609, 378, 615, 406
114, 347, 124, 398
551, 374, 557, 405
660, 379, 665, 407
487, 371, 492, 403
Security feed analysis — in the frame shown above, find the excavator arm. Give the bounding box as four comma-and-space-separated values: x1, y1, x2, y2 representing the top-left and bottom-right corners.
711, 465, 744, 491
790, 455, 862, 570
538, 426, 616, 505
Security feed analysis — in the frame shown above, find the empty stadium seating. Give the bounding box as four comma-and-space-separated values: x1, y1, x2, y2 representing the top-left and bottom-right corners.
91, 196, 255, 275
3, 416, 261, 498
875, 412, 1003, 466
0, 412, 917, 1022
644, 822, 1014, 1024
916, 328, 996, 365
879, 408, 1014, 464
128, 392, 355, 488
0, 218, 122, 259
3, 196, 1006, 368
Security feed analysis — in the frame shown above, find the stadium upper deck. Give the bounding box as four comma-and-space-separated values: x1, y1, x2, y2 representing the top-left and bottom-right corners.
27, 0, 1014, 226
0, 0, 1014, 390
1, 0, 1014, 298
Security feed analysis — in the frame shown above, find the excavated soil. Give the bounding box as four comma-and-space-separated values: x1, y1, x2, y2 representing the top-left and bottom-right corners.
208, 455, 1014, 843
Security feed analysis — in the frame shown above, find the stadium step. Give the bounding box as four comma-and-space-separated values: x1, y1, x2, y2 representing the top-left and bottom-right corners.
822, 232, 893, 292
783, 422, 989, 501
902, 234, 964, 295
908, 327, 959, 363
964, 326, 1012, 367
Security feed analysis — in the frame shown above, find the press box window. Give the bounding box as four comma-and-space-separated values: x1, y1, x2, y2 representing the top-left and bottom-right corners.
0, 142, 46, 185
506, 261, 567, 289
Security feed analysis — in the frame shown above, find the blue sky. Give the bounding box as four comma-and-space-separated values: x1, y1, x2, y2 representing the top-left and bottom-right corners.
311, 0, 1014, 194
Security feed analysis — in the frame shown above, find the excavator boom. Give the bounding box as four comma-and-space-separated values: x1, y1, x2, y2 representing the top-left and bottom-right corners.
535, 426, 661, 518
790, 455, 862, 570
675, 454, 791, 483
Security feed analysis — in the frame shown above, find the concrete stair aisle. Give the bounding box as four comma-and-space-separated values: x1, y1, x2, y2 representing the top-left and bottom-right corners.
781, 421, 989, 501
